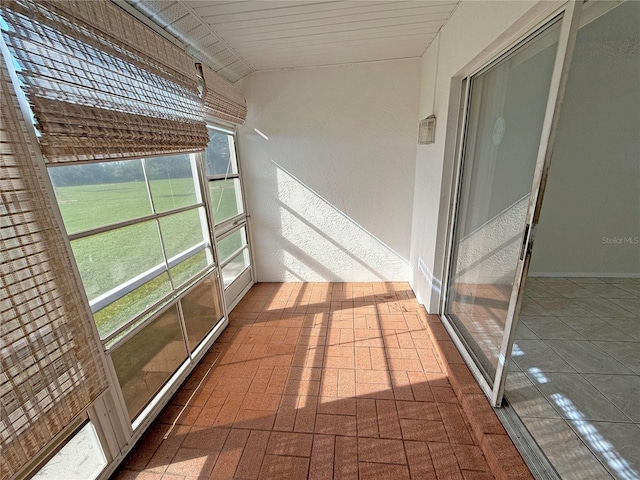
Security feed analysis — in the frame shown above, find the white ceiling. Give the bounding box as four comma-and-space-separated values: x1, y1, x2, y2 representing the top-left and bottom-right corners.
124, 1, 460, 82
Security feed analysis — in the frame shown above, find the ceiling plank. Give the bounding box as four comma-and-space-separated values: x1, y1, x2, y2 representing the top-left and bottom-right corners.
191, 1, 348, 18
232, 29, 439, 53
214, 8, 453, 36
218, 15, 451, 42
201, 1, 456, 27
128, 0, 460, 78
244, 38, 427, 59
249, 50, 425, 70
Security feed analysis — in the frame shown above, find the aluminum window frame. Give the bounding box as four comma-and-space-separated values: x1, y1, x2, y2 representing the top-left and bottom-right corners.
209, 177, 246, 230
216, 223, 249, 264
438, 0, 584, 407
0, 19, 231, 480
204, 125, 244, 226
202, 123, 255, 304
31, 419, 108, 480
221, 248, 252, 290
48, 155, 217, 340
440, 14, 566, 399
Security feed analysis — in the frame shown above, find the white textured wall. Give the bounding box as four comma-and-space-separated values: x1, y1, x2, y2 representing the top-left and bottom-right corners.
237, 60, 420, 282
409, 0, 547, 311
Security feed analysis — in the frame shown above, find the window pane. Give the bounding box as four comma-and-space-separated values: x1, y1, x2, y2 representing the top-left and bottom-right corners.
71, 220, 165, 301
93, 272, 172, 338
209, 178, 243, 224
181, 273, 224, 351
222, 249, 250, 288
145, 155, 198, 213
111, 306, 188, 420
170, 249, 212, 288
217, 227, 247, 263
159, 208, 207, 260
204, 129, 237, 176
49, 160, 151, 235
32, 422, 106, 480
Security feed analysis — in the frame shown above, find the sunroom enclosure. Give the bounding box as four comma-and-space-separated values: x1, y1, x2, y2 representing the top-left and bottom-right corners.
2, 0, 638, 479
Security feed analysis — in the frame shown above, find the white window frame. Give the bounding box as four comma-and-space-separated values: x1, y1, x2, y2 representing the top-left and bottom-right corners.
0, 17, 233, 480
202, 123, 256, 309
49, 155, 216, 344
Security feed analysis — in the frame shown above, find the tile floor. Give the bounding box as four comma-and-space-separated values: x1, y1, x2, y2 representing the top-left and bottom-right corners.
112, 282, 525, 480
507, 277, 640, 480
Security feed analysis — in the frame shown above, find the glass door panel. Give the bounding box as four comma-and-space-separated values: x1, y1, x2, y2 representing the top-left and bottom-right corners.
111, 305, 188, 420
445, 21, 561, 386
181, 272, 224, 352
203, 125, 254, 308
209, 178, 244, 224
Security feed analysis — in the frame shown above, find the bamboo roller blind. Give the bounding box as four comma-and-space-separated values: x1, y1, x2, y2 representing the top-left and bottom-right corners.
0, 59, 109, 480
0, 0, 209, 163
199, 63, 248, 124
0, 2, 249, 478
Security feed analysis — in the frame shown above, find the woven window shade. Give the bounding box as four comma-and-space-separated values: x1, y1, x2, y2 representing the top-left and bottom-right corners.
199, 63, 247, 124
0, 58, 108, 480
0, 0, 209, 163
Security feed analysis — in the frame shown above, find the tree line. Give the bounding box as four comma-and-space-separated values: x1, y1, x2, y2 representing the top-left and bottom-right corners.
48, 133, 230, 187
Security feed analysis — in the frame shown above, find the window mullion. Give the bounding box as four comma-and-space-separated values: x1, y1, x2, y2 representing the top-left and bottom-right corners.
215, 214, 248, 237
207, 173, 240, 181
101, 264, 216, 348
67, 202, 206, 242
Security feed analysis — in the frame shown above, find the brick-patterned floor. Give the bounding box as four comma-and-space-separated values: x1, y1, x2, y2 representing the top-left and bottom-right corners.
113, 282, 530, 480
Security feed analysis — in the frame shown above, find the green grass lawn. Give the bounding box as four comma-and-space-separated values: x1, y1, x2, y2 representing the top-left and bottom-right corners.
54, 177, 244, 338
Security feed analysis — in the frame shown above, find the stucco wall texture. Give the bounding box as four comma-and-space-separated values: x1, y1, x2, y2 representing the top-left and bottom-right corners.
237, 59, 420, 282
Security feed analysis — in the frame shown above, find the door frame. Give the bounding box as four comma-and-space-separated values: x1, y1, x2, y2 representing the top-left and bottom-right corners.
439, 0, 583, 407
200, 123, 256, 310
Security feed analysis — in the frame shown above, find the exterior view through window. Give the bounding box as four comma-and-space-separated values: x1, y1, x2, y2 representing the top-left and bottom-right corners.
48, 154, 224, 421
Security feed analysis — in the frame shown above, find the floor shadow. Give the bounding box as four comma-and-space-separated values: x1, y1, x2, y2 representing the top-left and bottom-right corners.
111, 282, 501, 480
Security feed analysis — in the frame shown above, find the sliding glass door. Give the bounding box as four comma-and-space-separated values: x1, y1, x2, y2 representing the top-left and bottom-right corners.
443, 2, 582, 406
